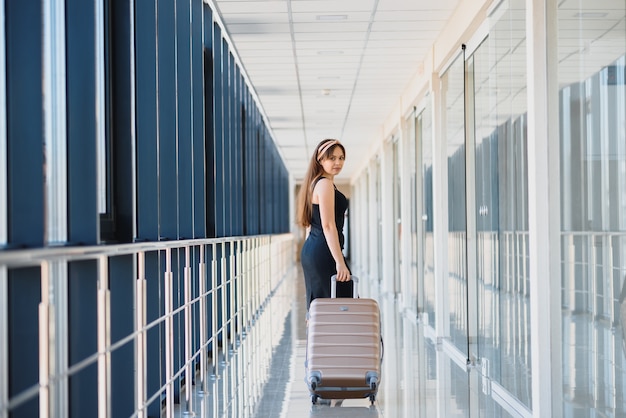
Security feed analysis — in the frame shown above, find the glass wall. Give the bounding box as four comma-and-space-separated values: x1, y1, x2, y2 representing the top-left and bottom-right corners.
470, 0, 531, 409
558, 0, 626, 415
419, 104, 435, 328
376, 160, 383, 282
442, 56, 468, 353
393, 138, 402, 294
407, 115, 419, 311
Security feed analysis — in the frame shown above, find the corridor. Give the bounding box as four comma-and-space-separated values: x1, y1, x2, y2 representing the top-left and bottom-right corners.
173, 265, 509, 418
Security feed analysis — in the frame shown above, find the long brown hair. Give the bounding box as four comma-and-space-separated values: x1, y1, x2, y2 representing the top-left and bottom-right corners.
296, 139, 346, 227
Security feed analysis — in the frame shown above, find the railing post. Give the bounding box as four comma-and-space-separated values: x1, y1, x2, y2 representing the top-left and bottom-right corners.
210, 244, 218, 379
254, 238, 260, 315
39, 262, 51, 418
135, 252, 147, 418
220, 242, 228, 363
229, 241, 236, 353
164, 248, 174, 418
236, 240, 243, 345
242, 240, 249, 334
183, 246, 193, 414
198, 245, 208, 394
97, 256, 110, 418
39, 261, 69, 418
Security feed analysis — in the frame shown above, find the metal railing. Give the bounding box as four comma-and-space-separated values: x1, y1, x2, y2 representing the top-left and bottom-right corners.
0, 233, 295, 418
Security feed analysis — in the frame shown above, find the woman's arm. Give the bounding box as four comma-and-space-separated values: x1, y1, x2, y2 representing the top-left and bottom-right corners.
315, 179, 350, 281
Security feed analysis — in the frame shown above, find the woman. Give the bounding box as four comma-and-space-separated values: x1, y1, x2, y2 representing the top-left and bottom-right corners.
297, 139, 353, 310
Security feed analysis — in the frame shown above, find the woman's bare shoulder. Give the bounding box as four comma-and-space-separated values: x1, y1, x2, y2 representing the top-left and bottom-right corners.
313, 177, 333, 192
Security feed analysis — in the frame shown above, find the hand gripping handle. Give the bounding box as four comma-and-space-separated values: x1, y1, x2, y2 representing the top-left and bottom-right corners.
330, 275, 359, 298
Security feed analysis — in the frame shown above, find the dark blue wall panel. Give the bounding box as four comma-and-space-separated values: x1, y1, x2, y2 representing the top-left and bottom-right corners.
222, 44, 231, 237
6, 1, 44, 247
177, 0, 193, 240
203, 6, 215, 237
213, 25, 224, 237
110, 0, 136, 243
192, 0, 206, 238
67, 0, 99, 245
135, 0, 159, 241
223, 50, 232, 236
157, 0, 178, 240
232, 65, 242, 235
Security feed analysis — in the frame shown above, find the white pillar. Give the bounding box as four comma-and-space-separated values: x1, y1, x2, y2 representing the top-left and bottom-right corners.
400, 118, 415, 311
526, 0, 562, 416
368, 159, 380, 284
431, 72, 450, 338
380, 140, 395, 295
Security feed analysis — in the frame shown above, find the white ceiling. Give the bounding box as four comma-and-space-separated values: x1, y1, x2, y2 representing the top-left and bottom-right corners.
210, 0, 462, 184
210, 0, 626, 184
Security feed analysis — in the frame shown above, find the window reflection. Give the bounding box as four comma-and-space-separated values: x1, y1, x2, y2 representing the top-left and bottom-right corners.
471, 0, 531, 408
442, 55, 468, 353
419, 105, 436, 330
559, 1, 626, 415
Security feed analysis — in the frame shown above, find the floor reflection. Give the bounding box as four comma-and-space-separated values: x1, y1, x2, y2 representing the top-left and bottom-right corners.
174, 268, 478, 418
175, 265, 626, 418
308, 403, 380, 417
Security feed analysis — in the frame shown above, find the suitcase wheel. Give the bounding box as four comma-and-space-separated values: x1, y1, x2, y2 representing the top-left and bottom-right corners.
311, 394, 319, 405
369, 394, 376, 404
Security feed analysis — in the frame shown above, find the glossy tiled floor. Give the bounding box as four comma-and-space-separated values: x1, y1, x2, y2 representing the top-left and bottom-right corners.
174, 266, 527, 418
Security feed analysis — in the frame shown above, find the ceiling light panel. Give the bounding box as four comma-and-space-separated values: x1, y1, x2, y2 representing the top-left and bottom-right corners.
372, 20, 446, 32
240, 55, 296, 64
214, 1, 287, 14
375, 10, 451, 21
297, 39, 364, 49
299, 71, 357, 81
368, 30, 441, 40
376, 0, 459, 11
234, 56, 294, 67
226, 23, 290, 34
297, 57, 360, 66
291, 0, 375, 13
295, 31, 366, 41
237, 48, 295, 57
235, 41, 291, 50
218, 13, 288, 24
228, 33, 293, 42
291, 11, 371, 23
294, 22, 371, 33
316, 14, 348, 21
367, 39, 429, 48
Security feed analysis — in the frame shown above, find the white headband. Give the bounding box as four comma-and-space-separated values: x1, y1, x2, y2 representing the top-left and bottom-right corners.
317, 140, 340, 161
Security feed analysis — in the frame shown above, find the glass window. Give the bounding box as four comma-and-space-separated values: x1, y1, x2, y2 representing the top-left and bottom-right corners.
471, 0, 530, 408
393, 138, 401, 293
442, 55, 468, 353
419, 103, 435, 328
407, 112, 418, 312
558, 1, 626, 415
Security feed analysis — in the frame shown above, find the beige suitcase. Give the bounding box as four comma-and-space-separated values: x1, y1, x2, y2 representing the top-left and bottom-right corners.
305, 276, 382, 404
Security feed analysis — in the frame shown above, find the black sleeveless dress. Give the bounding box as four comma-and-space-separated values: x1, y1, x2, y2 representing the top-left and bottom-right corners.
300, 178, 353, 310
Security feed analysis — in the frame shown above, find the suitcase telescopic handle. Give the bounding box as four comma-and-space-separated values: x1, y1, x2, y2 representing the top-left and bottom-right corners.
330, 275, 359, 298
